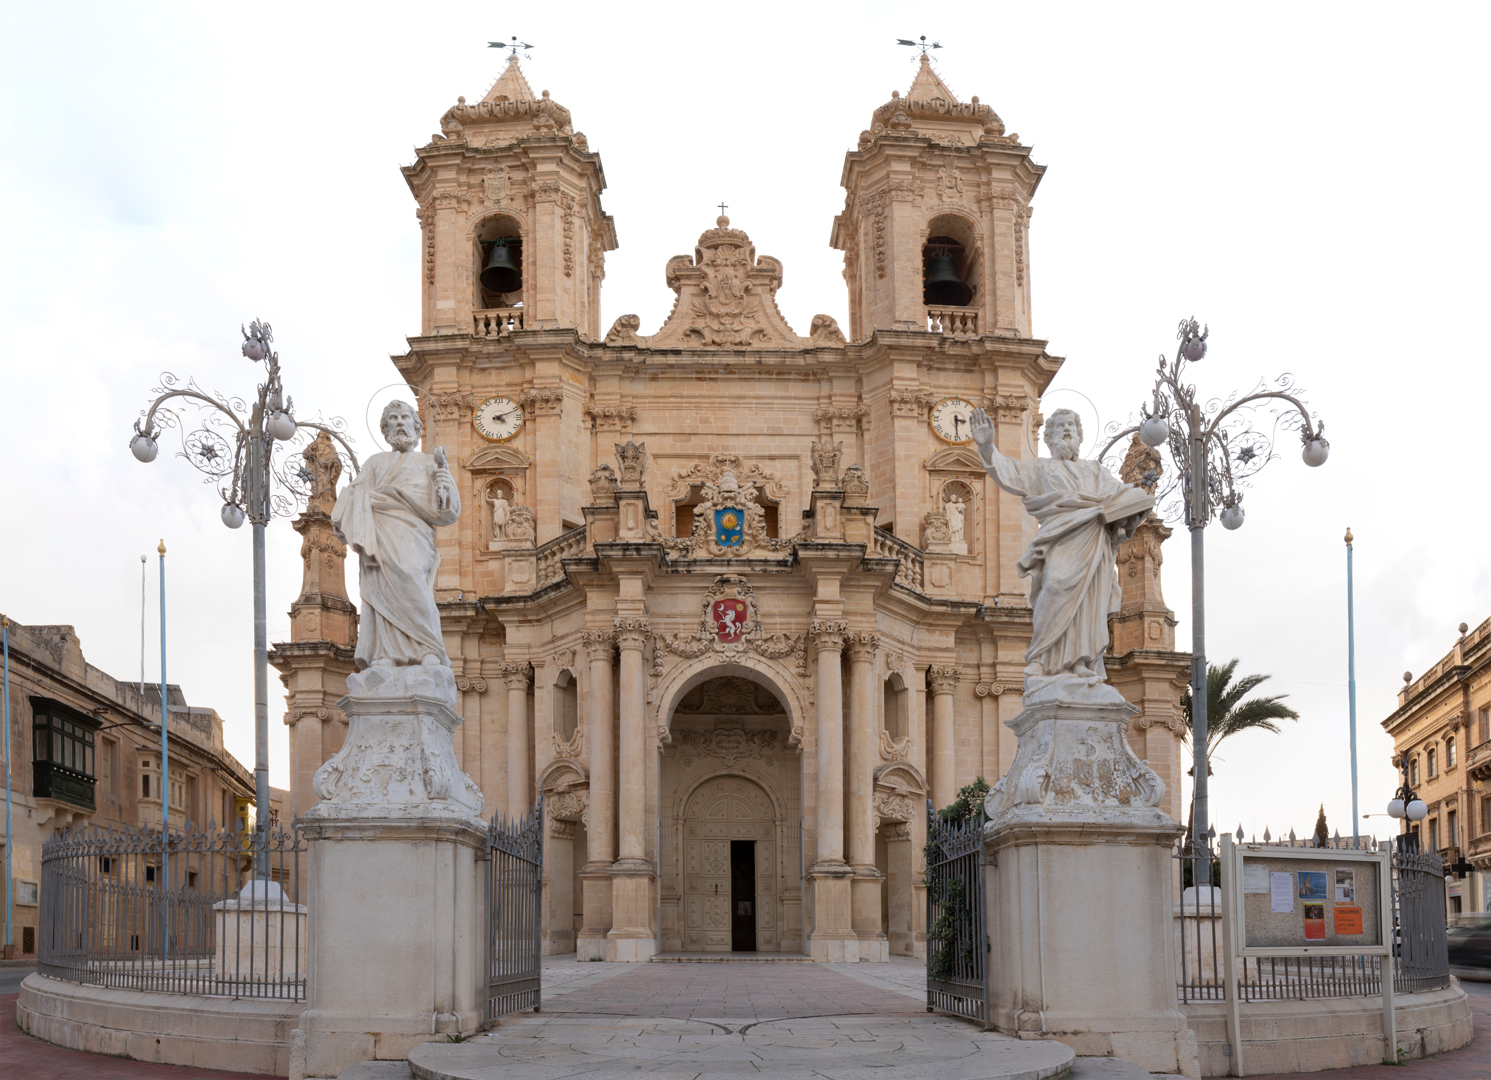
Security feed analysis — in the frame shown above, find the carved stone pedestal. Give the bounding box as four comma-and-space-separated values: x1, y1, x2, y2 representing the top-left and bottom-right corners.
288, 666, 487, 1080
982, 698, 1200, 1080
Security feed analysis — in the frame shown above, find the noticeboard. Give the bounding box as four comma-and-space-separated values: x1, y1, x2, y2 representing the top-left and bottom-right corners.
1229, 843, 1390, 955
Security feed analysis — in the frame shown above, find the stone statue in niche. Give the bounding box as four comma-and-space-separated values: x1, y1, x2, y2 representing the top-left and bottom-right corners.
487, 488, 511, 541
970, 406, 1152, 704
944, 492, 967, 554
332, 400, 460, 669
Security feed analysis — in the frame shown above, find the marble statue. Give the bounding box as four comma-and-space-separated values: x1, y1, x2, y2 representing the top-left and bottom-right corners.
332, 400, 460, 669
487, 489, 510, 540
970, 406, 1152, 702
944, 493, 965, 543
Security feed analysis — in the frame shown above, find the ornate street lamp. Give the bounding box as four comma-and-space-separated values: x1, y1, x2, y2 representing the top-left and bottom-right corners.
129, 320, 358, 870
1101, 318, 1330, 884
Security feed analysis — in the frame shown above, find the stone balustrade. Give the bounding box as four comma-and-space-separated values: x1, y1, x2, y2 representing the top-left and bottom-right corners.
536, 525, 587, 586
925, 306, 978, 337
871, 527, 924, 592
474, 308, 526, 337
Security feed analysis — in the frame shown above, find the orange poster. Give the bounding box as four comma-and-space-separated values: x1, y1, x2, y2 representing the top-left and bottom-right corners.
1303, 903, 1325, 941
1334, 905, 1364, 935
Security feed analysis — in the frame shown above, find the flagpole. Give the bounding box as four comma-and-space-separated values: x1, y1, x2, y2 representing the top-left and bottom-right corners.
158, 540, 170, 959
1346, 527, 1359, 844
3, 613, 13, 959
140, 554, 147, 696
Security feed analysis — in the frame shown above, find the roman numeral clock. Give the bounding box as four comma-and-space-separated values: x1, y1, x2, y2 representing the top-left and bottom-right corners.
473, 395, 523, 442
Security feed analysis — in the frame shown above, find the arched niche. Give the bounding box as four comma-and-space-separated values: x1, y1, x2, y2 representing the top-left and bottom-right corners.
922, 211, 984, 310
474, 211, 526, 313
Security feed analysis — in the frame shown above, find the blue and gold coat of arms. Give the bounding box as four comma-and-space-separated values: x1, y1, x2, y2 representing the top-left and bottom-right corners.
714, 508, 743, 547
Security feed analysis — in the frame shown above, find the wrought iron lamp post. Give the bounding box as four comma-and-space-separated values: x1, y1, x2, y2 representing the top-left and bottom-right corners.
128, 320, 357, 872
1101, 318, 1331, 884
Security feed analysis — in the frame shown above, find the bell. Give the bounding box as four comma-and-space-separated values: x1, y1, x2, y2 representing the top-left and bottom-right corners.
480, 240, 522, 294
923, 254, 972, 306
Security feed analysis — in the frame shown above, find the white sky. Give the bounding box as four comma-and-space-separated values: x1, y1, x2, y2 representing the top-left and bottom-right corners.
3, 2, 1488, 842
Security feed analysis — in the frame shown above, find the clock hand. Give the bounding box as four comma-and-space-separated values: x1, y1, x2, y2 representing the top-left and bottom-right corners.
953, 415, 965, 437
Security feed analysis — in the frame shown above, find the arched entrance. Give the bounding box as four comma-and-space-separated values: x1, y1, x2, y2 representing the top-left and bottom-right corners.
682, 776, 777, 952
660, 673, 802, 955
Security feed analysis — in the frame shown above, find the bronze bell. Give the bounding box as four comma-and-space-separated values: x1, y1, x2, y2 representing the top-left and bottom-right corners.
480, 239, 522, 294
923, 254, 972, 307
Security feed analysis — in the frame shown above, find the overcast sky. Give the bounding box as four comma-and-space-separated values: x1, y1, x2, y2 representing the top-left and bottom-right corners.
3, 2, 1488, 841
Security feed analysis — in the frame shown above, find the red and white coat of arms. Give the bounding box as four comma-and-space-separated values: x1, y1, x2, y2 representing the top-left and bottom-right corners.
712, 598, 748, 642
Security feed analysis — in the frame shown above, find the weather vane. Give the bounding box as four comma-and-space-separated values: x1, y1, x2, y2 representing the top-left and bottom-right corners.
897, 35, 942, 56
489, 36, 534, 59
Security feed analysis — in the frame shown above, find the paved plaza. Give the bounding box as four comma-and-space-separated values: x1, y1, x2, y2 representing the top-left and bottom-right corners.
4, 963, 1488, 1078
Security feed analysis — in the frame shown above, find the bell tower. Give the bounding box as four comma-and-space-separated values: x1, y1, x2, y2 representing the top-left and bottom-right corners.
403, 55, 618, 337
831, 56, 1044, 341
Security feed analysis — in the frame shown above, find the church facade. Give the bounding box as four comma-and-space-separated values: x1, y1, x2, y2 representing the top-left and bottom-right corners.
271, 55, 1189, 962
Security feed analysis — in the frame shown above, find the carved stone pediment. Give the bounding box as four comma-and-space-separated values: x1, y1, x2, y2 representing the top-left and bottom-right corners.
464, 444, 532, 472
924, 445, 986, 474
645, 217, 806, 349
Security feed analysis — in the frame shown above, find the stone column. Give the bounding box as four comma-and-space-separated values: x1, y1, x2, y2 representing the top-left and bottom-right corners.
929, 667, 960, 810
607, 616, 655, 961
846, 632, 887, 962
808, 619, 855, 961
577, 629, 615, 961
501, 662, 532, 820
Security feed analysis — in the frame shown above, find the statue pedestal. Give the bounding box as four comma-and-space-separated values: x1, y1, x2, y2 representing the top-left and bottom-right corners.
289, 666, 487, 1080
982, 698, 1199, 1079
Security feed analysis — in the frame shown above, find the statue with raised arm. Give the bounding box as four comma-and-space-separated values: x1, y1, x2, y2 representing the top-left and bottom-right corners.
332, 400, 460, 669
970, 406, 1153, 703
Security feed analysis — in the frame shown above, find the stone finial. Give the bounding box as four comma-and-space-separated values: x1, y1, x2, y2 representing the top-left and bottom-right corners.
809, 438, 842, 488
1120, 435, 1163, 494
841, 464, 869, 504
922, 508, 951, 549
588, 463, 618, 505
506, 505, 536, 544
809, 314, 847, 346
614, 441, 647, 485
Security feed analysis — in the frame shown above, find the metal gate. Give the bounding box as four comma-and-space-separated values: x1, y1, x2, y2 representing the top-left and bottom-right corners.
485, 795, 543, 1024
1392, 836, 1450, 993
925, 800, 988, 1026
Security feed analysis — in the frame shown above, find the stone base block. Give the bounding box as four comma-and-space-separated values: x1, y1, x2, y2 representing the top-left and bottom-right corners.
606, 933, 658, 962
576, 933, 609, 962
291, 816, 486, 1080
16, 972, 299, 1076
808, 931, 859, 963
1183, 983, 1472, 1076
858, 936, 890, 962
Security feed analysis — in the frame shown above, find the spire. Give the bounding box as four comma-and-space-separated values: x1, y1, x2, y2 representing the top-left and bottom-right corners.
483, 54, 536, 104
907, 53, 957, 105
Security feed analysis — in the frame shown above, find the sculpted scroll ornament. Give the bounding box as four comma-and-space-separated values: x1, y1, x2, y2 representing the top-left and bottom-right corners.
653, 467, 797, 559
676, 727, 779, 769
648, 217, 803, 349
872, 791, 919, 832
656, 575, 808, 679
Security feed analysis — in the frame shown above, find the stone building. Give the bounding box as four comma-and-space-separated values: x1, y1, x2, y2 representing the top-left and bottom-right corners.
271, 54, 1188, 961
1382, 618, 1491, 914
1, 618, 264, 956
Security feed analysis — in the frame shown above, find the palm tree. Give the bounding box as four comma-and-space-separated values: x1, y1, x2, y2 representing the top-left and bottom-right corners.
1181, 658, 1300, 843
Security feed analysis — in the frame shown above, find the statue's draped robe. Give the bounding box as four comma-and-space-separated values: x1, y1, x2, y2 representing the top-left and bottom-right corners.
333, 449, 460, 668
982, 454, 1149, 679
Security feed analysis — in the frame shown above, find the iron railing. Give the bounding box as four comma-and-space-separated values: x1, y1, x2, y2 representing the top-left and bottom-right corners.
1393, 836, 1450, 992
39, 821, 306, 999
925, 799, 987, 1026
1174, 833, 1449, 1002
485, 795, 543, 1024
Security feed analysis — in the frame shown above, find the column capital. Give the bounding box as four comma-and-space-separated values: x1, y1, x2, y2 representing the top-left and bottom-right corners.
845, 631, 879, 664
928, 666, 961, 695
454, 675, 490, 694
810, 619, 849, 654
581, 628, 617, 662
613, 616, 651, 651
499, 661, 532, 690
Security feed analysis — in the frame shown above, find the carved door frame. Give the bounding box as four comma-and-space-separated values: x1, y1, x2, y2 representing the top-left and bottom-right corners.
680, 773, 781, 953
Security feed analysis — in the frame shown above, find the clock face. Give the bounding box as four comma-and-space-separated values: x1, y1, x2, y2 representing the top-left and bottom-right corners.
930, 397, 976, 445
473, 395, 523, 442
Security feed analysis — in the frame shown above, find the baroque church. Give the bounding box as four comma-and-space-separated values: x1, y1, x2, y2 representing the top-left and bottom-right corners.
270, 53, 1189, 962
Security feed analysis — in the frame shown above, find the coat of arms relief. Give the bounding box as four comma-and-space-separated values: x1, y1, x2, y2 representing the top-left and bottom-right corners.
650, 454, 798, 558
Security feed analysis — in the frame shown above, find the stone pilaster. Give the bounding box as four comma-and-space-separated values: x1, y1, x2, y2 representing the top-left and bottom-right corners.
577, 628, 615, 961
500, 661, 532, 819
846, 631, 886, 961
928, 666, 960, 810
808, 619, 855, 961
607, 616, 655, 960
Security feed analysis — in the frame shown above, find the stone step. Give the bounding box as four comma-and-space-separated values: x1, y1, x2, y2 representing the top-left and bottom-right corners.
649, 950, 815, 962
335, 1062, 415, 1080
1066, 1057, 1176, 1079
407, 1015, 1074, 1079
